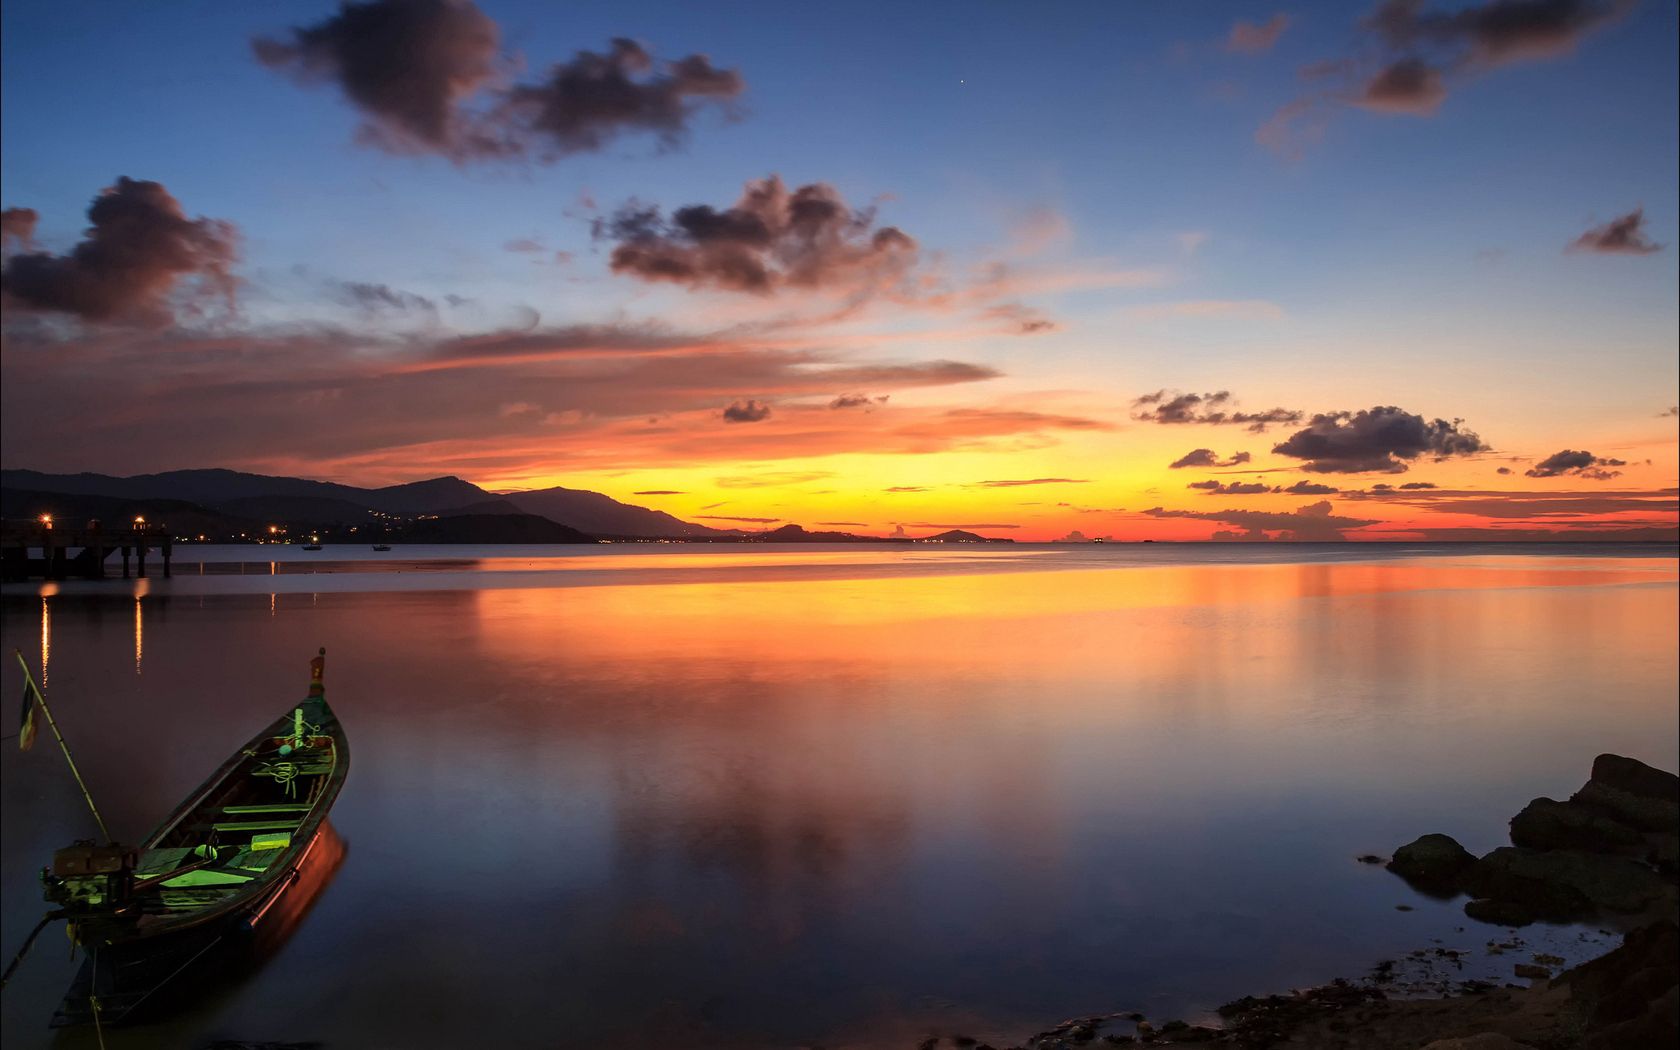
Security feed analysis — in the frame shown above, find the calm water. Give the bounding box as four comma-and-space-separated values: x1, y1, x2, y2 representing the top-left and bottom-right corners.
2, 543, 1676, 1048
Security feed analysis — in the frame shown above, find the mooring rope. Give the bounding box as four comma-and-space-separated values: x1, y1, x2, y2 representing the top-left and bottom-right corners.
0, 912, 63, 991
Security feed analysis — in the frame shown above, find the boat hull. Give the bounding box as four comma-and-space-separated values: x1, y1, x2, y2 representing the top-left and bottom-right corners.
49, 697, 349, 1027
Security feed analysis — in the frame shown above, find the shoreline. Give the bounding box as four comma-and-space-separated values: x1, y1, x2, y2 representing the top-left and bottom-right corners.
918, 754, 1679, 1050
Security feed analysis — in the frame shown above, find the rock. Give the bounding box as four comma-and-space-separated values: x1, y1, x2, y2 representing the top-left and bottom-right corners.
1464, 898, 1535, 927
1590, 753, 1680, 801
1571, 755, 1680, 835
1388, 833, 1477, 892
1418, 1037, 1538, 1050
1464, 847, 1673, 917
1649, 832, 1679, 876
1513, 962, 1552, 980
1509, 796, 1643, 853
1559, 922, 1679, 1050
1462, 849, 1594, 920
1572, 779, 1680, 834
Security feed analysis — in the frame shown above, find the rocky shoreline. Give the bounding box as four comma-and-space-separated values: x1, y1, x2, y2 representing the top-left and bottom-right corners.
912, 754, 1679, 1050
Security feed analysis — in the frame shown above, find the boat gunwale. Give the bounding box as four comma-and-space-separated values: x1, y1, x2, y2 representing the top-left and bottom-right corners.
113, 704, 350, 940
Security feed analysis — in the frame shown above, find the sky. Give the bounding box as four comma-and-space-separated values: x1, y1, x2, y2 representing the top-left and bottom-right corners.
1, 0, 1676, 542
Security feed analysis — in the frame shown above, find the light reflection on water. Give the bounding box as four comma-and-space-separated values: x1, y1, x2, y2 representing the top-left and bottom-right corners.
1, 548, 1675, 1049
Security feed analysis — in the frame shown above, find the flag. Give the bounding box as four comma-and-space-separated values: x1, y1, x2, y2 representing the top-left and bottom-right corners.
19, 674, 38, 751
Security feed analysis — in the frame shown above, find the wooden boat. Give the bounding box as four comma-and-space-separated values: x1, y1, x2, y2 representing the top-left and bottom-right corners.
38, 649, 350, 1027
371, 544, 391, 552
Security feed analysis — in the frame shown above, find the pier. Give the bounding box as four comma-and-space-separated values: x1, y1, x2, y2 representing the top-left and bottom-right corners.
1, 518, 173, 581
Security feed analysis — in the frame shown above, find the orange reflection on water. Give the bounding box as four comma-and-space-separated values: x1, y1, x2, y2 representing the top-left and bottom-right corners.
460, 554, 1678, 744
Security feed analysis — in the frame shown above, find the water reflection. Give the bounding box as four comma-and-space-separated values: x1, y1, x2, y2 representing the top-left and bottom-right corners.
39, 592, 51, 690
38, 825, 351, 1048
2, 553, 1675, 1049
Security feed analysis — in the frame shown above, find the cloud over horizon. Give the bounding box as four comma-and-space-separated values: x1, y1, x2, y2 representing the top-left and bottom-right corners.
1525, 448, 1628, 479
254, 0, 741, 161
1, 177, 237, 324
1132, 390, 1304, 431
595, 175, 917, 298
1262, 0, 1626, 153
1144, 500, 1380, 541
1168, 448, 1253, 469
1567, 208, 1664, 255
1271, 406, 1488, 473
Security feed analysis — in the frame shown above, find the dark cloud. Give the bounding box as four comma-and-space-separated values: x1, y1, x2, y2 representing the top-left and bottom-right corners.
1399, 481, 1437, 489
1263, 0, 1625, 150
332, 280, 436, 314
1168, 448, 1253, 469
1339, 487, 1677, 520
830, 393, 889, 409
1280, 480, 1340, 494
1227, 14, 1291, 53
1144, 500, 1379, 541
498, 38, 743, 157
632, 490, 685, 495
980, 302, 1058, 335
1357, 58, 1448, 113
1, 177, 237, 323
255, 3, 741, 161
1188, 480, 1271, 495
1366, 0, 1625, 68
1384, 524, 1679, 541
1567, 209, 1663, 255
596, 175, 917, 297
254, 0, 504, 158
1661, 406, 1680, 418
1271, 406, 1488, 473
721, 398, 772, 423
1525, 449, 1628, 479
1, 208, 38, 251
1132, 390, 1304, 431
972, 478, 1090, 488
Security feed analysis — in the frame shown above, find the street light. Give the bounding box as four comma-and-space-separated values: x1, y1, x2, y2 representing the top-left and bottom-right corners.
39, 514, 53, 529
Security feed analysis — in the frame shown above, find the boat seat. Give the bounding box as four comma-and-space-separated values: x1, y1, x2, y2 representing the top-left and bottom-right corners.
134, 847, 196, 878
197, 818, 306, 833
222, 803, 311, 814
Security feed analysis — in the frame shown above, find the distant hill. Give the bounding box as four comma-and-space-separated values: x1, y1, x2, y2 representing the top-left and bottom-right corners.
214, 494, 380, 525
397, 513, 594, 544
0, 487, 250, 539
499, 485, 731, 538
1, 468, 725, 538
758, 523, 905, 543
923, 529, 1014, 543
439, 499, 527, 517
0, 469, 490, 515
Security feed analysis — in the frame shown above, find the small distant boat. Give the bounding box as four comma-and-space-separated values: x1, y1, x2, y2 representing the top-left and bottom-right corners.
300, 544, 323, 551
371, 544, 391, 552
31, 651, 350, 1027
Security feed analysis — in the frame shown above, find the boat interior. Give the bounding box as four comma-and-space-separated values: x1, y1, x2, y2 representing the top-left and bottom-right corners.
133, 720, 337, 916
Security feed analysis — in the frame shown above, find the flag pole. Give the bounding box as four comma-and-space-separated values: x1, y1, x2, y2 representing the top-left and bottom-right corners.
13, 650, 111, 844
